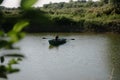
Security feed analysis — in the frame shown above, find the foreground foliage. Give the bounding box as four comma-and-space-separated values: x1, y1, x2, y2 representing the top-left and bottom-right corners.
0, 0, 37, 79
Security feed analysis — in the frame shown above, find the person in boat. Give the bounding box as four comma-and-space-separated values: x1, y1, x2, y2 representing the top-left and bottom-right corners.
55, 35, 59, 41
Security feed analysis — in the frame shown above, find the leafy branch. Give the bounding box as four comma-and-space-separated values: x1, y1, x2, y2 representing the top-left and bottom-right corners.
0, 0, 38, 79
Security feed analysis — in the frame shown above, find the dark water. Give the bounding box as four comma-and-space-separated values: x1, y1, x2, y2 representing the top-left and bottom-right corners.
6, 33, 120, 80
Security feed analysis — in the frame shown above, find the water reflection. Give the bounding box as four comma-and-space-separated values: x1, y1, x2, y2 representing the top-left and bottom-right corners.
108, 34, 120, 80
49, 45, 59, 49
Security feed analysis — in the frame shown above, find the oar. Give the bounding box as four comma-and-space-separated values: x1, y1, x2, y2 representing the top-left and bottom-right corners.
42, 37, 47, 39
71, 38, 75, 40
66, 38, 75, 40
42, 37, 75, 40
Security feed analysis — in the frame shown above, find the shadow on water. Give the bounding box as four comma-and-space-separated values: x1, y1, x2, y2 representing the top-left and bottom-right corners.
49, 45, 59, 49
108, 34, 120, 80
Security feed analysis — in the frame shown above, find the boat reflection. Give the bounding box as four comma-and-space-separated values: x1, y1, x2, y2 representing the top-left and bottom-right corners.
48, 45, 59, 49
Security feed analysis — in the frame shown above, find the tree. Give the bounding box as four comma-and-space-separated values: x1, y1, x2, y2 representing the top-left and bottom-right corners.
109, 0, 120, 14
69, 0, 73, 2
78, 0, 86, 2
88, 0, 92, 2
101, 0, 109, 4
109, 0, 120, 4
109, 0, 120, 8
81, 0, 86, 2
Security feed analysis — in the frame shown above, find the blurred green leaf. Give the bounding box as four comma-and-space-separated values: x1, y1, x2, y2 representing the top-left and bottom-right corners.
8, 31, 26, 42
0, 65, 7, 79
8, 68, 20, 73
0, 73, 7, 79
18, 32, 26, 40
4, 54, 24, 58
0, 56, 5, 63
0, 65, 6, 73
13, 21, 29, 32
0, 40, 8, 48
8, 59, 18, 65
21, 0, 38, 9
17, 58, 23, 61
0, 0, 3, 4
0, 30, 4, 36
8, 21, 29, 42
8, 31, 19, 42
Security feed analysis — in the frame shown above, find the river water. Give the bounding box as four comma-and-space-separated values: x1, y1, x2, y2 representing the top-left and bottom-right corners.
7, 33, 120, 80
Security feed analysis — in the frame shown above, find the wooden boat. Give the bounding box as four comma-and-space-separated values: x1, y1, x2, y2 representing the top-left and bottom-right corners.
49, 39, 66, 46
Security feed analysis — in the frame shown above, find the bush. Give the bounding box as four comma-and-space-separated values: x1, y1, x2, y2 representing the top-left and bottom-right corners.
52, 16, 76, 26
105, 20, 120, 33
84, 19, 107, 32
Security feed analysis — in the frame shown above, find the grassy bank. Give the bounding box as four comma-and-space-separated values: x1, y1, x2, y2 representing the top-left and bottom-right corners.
0, 2, 120, 33
39, 3, 120, 33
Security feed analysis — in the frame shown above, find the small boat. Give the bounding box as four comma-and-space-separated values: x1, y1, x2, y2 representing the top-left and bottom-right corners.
49, 39, 66, 46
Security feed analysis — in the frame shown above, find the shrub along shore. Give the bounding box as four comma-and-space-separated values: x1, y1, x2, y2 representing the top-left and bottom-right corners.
25, 5, 120, 33
0, 1, 120, 33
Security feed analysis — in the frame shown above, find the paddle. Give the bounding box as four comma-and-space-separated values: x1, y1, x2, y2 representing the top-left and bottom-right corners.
71, 38, 75, 40
42, 37, 47, 39
42, 37, 75, 40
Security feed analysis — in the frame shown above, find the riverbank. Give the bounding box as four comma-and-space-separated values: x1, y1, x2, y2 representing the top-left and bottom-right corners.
24, 18, 120, 33
24, 3, 120, 33
0, 3, 120, 33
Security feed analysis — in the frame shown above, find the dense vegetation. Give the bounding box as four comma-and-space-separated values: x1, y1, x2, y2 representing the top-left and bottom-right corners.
0, 0, 120, 33
40, 0, 120, 33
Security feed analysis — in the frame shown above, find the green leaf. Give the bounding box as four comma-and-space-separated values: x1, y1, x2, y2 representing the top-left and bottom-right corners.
18, 32, 26, 40
0, 65, 7, 79
13, 21, 29, 32
0, 40, 8, 48
4, 53, 24, 58
21, 0, 38, 9
8, 21, 29, 42
0, 30, 4, 36
8, 68, 20, 73
0, 73, 7, 79
17, 58, 23, 61
0, 56, 5, 63
8, 31, 26, 42
0, 0, 3, 4
0, 65, 6, 73
8, 59, 18, 65
8, 31, 19, 42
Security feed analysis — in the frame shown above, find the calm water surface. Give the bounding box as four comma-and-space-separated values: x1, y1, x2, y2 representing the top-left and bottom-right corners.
8, 33, 120, 80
